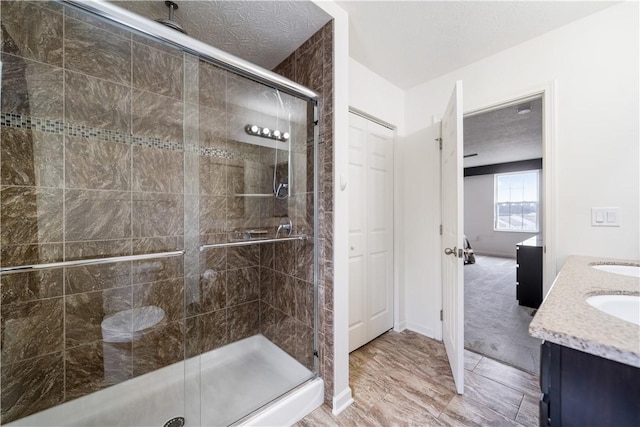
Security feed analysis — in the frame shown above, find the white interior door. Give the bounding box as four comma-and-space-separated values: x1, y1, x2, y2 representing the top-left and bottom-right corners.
348, 112, 394, 352
441, 81, 464, 394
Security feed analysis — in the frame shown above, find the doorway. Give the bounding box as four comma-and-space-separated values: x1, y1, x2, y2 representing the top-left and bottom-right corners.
462, 96, 544, 374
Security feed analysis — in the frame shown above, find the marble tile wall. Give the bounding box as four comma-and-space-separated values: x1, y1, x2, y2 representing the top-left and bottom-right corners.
259, 237, 315, 371
272, 20, 334, 402
0, 1, 320, 423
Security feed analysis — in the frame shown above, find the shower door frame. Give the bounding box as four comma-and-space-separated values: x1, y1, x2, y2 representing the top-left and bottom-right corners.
60, 0, 323, 420
62, 1, 319, 103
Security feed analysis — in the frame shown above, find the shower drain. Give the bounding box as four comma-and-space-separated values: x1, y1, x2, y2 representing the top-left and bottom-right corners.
163, 417, 185, 427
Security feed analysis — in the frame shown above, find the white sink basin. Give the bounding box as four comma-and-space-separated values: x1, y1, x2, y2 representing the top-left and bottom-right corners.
586, 295, 640, 325
591, 264, 640, 278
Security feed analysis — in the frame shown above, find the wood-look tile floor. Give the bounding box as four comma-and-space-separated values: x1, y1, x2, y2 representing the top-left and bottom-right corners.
297, 331, 539, 427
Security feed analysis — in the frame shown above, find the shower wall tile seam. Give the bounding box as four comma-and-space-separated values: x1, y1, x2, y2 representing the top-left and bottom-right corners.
61, 5, 68, 407
1, 240, 66, 246
0, 0, 3, 412
5, 237, 133, 245
63, 68, 132, 94
62, 339, 110, 352
0, 188, 187, 196
65, 284, 132, 296
0, 51, 63, 74
127, 21, 134, 365
260, 302, 310, 322
0, 347, 64, 367
183, 306, 229, 318
131, 35, 184, 61
0, 184, 63, 190
131, 86, 184, 105
24, 0, 61, 14
127, 277, 185, 288
63, 13, 130, 44
225, 299, 261, 308
0, 294, 66, 305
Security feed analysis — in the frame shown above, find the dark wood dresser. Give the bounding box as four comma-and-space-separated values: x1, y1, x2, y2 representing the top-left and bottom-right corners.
516, 236, 543, 308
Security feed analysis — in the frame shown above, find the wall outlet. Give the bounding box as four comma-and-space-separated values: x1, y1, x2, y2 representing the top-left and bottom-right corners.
591, 207, 620, 227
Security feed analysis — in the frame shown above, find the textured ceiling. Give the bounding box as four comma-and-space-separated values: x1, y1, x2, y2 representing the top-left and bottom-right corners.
464, 98, 542, 168
111, 0, 331, 70
337, 1, 617, 89
110, 1, 617, 91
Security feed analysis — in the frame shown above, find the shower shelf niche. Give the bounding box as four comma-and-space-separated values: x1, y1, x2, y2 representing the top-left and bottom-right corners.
233, 193, 276, 197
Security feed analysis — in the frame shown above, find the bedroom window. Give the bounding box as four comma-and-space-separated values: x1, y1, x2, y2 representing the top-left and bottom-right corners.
494, 170, 539, 232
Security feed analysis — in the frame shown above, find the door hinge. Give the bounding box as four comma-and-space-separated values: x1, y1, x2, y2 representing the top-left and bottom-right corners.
436, 137, 442, 150
440, 310, 443, 321
439, 224, 443, 235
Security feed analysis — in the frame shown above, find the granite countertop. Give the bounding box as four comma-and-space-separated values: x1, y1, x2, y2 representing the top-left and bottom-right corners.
529, 255, 640, 368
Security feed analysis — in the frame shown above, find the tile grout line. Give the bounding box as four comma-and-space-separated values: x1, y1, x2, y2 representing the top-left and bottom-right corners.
129, 29, 135, 380
62, 4, 67, 404
473, 371, 536, 397
515, 393, 527, 421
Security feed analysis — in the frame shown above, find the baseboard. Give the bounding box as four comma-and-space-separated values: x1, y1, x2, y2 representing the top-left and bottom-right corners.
474, 250, 516, 259
332, 387, 354, 416
406, 322, 439, 340
394, 320, 407, 332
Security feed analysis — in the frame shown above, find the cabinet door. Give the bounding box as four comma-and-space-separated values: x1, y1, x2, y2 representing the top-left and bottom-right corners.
546, 342, 640, 426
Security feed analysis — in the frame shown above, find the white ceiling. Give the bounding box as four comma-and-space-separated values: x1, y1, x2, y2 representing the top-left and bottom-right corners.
336, 1, 617, 89
111, 1, 617, 91
464, 97, 542, 168
111, 0, 332, 70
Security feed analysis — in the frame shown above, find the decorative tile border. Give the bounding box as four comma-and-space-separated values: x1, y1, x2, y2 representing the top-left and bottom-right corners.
1, 113, 65, 134
0, 112, 261, 162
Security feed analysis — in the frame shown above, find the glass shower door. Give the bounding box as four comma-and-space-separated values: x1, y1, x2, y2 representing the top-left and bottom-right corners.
186, 58, 318, 426
0, 2, 188, 425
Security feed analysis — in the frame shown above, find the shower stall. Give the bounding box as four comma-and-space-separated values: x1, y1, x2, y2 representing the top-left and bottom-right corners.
0, 1, 321, 425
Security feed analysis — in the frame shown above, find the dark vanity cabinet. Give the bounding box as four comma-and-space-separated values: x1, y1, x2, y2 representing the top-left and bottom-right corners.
516, 236, 543, 308
539, 341, 640, 427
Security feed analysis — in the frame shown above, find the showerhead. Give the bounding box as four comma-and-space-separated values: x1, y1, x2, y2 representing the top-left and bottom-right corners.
156, 1, 187, 34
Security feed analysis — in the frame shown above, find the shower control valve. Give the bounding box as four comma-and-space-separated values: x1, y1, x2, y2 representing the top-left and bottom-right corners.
276, 219, 293, 238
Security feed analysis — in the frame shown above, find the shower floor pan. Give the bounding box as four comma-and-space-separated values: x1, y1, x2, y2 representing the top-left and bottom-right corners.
7, 334, 320, 427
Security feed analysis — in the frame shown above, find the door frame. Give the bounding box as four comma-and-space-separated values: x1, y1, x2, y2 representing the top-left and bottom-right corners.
456, 81, 557, 297
347, 107, 400, 343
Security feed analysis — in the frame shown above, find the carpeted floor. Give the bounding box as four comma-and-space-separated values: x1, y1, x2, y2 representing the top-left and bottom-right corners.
464, 255, 541, 374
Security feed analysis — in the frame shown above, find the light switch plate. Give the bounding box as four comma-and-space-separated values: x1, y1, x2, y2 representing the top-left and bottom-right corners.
592, 207, 620, 227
